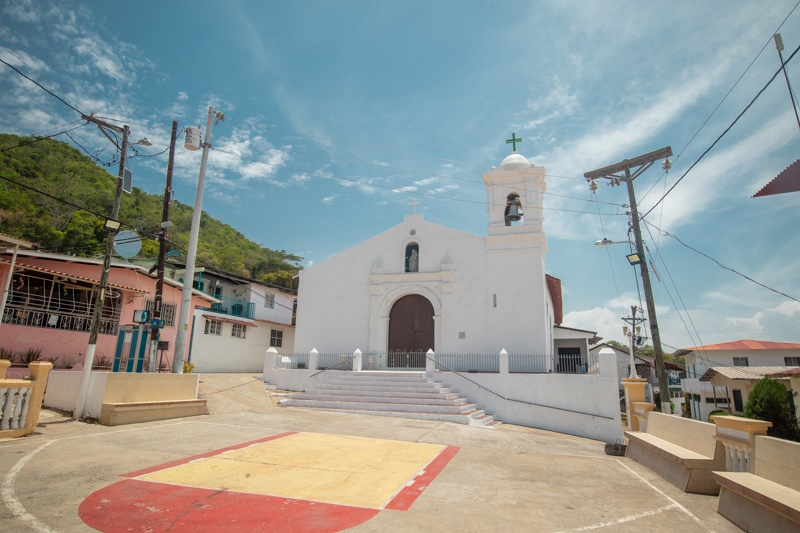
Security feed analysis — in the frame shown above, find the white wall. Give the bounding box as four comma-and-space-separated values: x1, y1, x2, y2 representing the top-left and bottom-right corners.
263, 349, 623, 443
189, 310, 295, 372
44, 370, 109, 418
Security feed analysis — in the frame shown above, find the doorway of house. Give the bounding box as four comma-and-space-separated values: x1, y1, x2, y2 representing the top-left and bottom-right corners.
388, 294, 434, 368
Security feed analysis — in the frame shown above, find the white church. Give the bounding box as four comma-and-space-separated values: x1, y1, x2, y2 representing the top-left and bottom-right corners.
294, 143, 596, 368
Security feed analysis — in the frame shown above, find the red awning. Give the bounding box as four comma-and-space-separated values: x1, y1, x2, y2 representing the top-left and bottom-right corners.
753, 159, 800, 197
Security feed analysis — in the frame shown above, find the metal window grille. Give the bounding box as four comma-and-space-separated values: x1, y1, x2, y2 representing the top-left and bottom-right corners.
232, 323, 246, 339
264, 293, 275, 308
4, 271, 121, 335
204, 319, 221, 335
145, 299, 176, 327
732, 357, 749, 367
785, 357, 800, 366
270, 329, 283, 347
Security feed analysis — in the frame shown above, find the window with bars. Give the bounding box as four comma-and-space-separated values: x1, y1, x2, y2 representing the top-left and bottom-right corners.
264, 293, 275, 308
232, 323, 246, 339
145, 299, 176, 327
204, 319, 222, 335
270, 329, 283, 348
785, 356, 800, 366
733, 357, 749, 367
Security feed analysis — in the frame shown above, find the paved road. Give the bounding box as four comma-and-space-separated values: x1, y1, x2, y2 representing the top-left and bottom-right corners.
0, 373, 740, 532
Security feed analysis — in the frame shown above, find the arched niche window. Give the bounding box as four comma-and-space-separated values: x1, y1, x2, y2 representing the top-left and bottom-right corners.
405, 243, 419, 272
504, 192, 524, 226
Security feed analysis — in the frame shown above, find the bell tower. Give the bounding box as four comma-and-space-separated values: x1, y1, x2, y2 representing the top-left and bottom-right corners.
481, 135, 552, 355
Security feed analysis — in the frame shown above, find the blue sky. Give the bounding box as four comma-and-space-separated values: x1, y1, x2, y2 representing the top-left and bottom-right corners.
1, 0, 799, 351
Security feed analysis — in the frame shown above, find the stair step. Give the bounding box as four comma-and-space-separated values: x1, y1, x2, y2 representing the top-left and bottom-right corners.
288, 406, 497, 427
292, 394, 468, 406
305, 387, 460, 400
314, 384, 451, 394
326, 378, 440, 388
280, 398, 476, 414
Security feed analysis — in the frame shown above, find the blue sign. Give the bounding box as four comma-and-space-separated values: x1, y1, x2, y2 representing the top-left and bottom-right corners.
150, 319, 165, 329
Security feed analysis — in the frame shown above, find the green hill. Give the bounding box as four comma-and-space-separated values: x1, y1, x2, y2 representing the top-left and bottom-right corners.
0, 133, 301, 287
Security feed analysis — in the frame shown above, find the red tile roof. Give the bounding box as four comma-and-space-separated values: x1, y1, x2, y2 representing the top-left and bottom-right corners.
546, 275, 563, 325
680, 340, 800, 352
753, 159, 800, 197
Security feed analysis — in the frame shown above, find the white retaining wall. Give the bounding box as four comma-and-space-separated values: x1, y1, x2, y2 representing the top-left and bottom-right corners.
263, 347, 624, 443
43, 370, 109, 418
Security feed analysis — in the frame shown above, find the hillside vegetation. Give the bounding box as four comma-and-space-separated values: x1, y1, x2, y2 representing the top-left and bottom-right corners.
0, 133, 301, 287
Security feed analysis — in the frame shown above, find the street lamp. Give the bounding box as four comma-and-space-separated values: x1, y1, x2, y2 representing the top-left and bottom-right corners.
74, 119, 151, 419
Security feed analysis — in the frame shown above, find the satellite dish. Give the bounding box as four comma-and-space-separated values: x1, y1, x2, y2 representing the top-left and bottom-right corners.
113, 230, 142, 259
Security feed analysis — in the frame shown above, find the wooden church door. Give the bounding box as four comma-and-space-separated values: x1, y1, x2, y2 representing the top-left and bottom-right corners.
388, 294, 434, 368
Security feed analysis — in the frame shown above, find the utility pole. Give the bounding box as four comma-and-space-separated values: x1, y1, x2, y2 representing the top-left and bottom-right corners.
173, 106, 221, 373
148, 120, 178, 372
585, 146, 673, 413
74, 117, 128, 419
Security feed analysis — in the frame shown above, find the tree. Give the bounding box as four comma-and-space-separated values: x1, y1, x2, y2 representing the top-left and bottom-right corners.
745, 378, 800, 441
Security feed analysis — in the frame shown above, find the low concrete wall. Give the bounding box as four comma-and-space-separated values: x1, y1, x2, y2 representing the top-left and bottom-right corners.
44, 370, 110, 418
102, 373, 199, 403
263, 349, 624, 443
434, 360, 623, 443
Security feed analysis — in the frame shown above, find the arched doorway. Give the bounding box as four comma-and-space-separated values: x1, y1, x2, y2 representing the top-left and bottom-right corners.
388, 294, 434, 368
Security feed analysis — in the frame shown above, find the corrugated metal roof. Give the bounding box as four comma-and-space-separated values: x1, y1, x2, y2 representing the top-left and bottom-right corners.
201, 311, 257, 327
753, 158, 800, 197
679, 340, 800, 353
699, 366, 793, 381
770, 367, 800, 377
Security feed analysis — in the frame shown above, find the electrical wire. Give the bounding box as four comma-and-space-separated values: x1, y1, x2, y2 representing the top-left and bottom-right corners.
211, 146, 623, 217
638, 0, 800, 204
643, 220, 799, 303
641, 39, 800, 220
0, 57, 83, 116
0, 123, 88, 152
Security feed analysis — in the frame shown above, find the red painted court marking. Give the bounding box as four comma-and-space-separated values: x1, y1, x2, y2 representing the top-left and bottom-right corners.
122, 431, 298, 478
79, 479, 379, 533
385, 445, 460, 511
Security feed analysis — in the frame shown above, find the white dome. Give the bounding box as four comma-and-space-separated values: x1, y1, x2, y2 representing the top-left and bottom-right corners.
499, 152, 531, 170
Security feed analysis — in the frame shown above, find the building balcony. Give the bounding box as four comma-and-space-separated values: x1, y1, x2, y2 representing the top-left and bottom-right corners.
198, 296, 255, 319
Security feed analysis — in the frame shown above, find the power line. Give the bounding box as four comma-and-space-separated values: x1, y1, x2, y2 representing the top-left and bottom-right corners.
0, 123, 88, 152
0, 56, 83, 116
639, 0, 800, 204
211, 147, 623, 217
641, 39, 800, 219
644, 220, 799, 303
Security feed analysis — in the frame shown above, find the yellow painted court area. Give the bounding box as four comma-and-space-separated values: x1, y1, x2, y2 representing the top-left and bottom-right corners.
137, 432, 446, 509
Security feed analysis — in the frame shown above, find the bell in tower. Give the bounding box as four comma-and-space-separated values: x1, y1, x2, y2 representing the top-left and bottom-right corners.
504, 193, 523, 226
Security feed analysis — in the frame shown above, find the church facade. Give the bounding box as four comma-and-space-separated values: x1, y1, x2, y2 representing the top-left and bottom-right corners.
294, 149, 593, 365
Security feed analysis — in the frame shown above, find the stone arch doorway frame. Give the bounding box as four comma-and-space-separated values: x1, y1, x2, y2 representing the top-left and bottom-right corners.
387, 294, 434, 367
368, 285, 442, 363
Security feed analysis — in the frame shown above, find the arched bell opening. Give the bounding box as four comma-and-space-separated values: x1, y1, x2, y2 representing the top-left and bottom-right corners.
504, 193, 524, 226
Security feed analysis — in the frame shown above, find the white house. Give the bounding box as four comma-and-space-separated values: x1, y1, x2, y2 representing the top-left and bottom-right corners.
294, 149, 595, 365
677, 340, 800, 422
180, 267, 296, 372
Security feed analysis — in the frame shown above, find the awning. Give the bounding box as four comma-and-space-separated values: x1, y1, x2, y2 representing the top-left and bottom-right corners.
0, 259, 148, 294
201, 311, 257, 327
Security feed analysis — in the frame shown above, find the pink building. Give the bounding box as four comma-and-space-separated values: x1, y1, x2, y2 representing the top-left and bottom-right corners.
0, 249, 216, 370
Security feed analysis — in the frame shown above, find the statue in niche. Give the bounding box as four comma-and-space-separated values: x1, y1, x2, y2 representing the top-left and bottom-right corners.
408, 249, 419, 272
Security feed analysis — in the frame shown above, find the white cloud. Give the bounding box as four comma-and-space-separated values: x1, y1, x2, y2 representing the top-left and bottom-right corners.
392, 186, 417, 193
177, 91, 188, 101
430, 184, 459, 194
322, 195, 336, 204
414, 177, 437, 186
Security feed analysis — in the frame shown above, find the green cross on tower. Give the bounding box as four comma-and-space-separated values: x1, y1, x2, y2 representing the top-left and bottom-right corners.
506, 132, 522, 152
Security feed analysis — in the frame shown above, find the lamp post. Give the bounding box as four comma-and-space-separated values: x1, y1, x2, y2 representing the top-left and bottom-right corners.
172, 106, 223, 373
585, 146, 673, 413
74, 116, 150, 419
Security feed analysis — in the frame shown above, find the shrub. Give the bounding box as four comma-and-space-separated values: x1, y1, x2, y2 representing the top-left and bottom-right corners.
183, 361, 195, 374
16, 348, 42, 365
708, 409, 729, 423
745, 378, 800, 441
0, 347, 15, 361
56, 356, 76, 369
92, 356, 112, 369
296, 362, 307, 369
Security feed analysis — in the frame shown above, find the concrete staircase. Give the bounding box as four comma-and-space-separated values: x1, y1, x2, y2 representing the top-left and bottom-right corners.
278, 371, 501, 428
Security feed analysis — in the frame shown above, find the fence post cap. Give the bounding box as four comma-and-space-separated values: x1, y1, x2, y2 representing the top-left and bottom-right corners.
499, 348, 508, 355
310, 348, 318, 354
354, 348, 362, 355
266, 347, 278, 354
426, 349, 435, 355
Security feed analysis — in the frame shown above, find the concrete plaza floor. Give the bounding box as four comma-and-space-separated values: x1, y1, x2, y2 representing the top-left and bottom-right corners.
0, 373, 741, 532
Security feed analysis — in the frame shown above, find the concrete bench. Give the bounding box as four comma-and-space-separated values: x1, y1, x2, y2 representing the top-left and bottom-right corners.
713, 435, 800, 532
625, 411, 725, 494
98, 373, 207, 426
